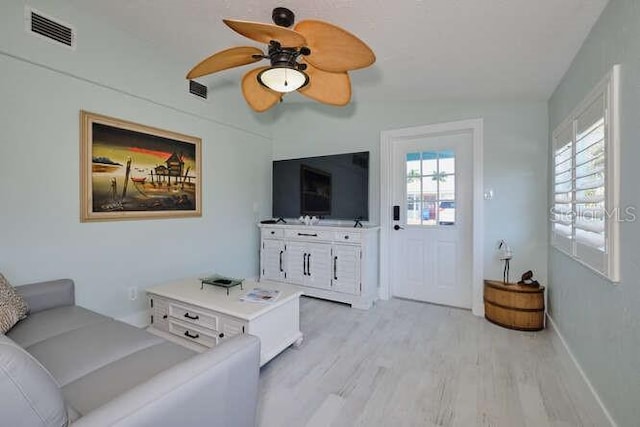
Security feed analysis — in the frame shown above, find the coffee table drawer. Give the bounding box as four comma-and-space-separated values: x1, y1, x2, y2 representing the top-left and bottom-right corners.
169, 319, 218, 348
169, 302, 218, 331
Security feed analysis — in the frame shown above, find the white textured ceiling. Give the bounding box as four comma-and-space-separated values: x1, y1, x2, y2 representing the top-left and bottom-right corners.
70, 0, 609, 102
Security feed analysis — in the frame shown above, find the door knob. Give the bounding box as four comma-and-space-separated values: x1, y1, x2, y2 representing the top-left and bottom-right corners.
394, 225, 404, 231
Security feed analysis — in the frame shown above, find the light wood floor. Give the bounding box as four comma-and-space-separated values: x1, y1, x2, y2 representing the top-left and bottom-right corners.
258, 296, 609, 427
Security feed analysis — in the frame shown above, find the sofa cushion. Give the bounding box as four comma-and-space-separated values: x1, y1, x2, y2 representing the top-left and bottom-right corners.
62, 341, 195, 416
8, 305, 110, 348
0, 273, 29, 334
26, 319, 163, 386
0, 335, 68, 427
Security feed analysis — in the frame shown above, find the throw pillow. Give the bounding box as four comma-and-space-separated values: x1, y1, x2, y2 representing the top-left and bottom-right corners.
0, 274, 29, 334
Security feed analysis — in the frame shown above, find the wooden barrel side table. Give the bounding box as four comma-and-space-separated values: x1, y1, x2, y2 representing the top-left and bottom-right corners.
483, 280, 545, 331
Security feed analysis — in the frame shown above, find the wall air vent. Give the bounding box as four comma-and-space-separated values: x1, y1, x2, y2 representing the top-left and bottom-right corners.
26, 7, 75, 49
189, 80, 208, 99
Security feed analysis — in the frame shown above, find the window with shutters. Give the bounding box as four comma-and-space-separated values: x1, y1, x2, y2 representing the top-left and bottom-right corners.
551, 65, 620, 282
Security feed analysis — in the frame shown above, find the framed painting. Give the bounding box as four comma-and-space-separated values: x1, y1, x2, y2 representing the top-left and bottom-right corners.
80, 111, 202, 222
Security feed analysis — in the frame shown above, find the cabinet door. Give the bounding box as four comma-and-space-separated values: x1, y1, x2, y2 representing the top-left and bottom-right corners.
305, 243, 333, 290
332, 245, 361, 295
220, 317, 245, 341
261, 239, 285, 282
285, 241, 306, 285
149, 296, 169, 332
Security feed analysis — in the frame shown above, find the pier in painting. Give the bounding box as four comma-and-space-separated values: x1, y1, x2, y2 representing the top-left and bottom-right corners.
91, 123, 198, 213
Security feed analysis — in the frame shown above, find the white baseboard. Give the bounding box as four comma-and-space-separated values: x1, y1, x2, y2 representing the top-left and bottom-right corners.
546, 314, 617, 427
117, 310, 150, 328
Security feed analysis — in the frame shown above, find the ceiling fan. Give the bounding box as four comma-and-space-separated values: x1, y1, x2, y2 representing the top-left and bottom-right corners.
186, 7, 375, 112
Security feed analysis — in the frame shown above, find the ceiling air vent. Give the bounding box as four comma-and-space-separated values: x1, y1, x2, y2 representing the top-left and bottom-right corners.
26, 8, 75, 49
189, 80, 208, 99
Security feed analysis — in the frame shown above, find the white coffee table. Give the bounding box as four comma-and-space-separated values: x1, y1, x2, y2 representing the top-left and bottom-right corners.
146, 278, 303, 366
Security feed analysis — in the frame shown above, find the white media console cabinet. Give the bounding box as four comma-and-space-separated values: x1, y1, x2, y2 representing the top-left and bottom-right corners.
259, 223, 379, 309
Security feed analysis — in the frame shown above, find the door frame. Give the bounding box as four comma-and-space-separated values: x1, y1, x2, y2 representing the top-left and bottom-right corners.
380, 118, 484, 316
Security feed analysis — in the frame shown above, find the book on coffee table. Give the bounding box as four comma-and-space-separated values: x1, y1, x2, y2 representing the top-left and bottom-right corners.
240, 288, 281, 304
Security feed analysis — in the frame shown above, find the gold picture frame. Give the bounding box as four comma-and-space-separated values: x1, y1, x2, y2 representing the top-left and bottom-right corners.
80, 111, 202, 222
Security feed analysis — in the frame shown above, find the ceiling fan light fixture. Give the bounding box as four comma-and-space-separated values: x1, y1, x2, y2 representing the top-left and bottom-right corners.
257, 66, 309, 93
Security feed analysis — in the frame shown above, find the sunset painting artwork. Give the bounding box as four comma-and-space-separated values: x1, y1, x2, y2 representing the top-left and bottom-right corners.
81, 112, 202, 221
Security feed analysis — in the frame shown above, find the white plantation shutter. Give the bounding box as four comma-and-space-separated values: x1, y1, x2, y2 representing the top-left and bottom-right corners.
552, 123, 574, 254
550, 65, 620, 282
574, 98, 606, 255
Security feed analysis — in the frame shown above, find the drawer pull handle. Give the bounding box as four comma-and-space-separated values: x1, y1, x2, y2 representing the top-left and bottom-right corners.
344, 235, 349, 239
271, 231, 275, 235
184, 313, 199, 320
162, 314, 168, 319
334, 256, 338, 280
303, 253, 307, 276
279, 250, 284, 272
219, 333, 225, 338
184, 331, 199, 339
297, 232, 318, 237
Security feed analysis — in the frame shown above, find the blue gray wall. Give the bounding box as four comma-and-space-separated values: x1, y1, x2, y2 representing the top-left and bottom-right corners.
548, 1, 640, 425
0, 1, 273, 322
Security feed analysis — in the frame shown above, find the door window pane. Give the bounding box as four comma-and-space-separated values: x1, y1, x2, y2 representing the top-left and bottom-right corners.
438, 174, 455, 201
406, 152, 421, 177
421, 151, 438, 176
438, 150, 456, 174
439, 200, 456, 225
421, 177, 438, 202
422, 201, 437, 226
406, 193, 420, 225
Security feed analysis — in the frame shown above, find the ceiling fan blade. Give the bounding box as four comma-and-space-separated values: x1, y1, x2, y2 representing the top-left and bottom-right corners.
294, 20, 375, 72
186, 46, 264, 79
242, 67, 282, 112
298, 62, 351, 106
224, 19, 306, 47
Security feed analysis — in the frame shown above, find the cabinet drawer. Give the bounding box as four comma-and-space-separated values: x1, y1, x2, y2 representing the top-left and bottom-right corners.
261, 228, 284, 239
285, 228, 332, 240
169, 302, 218, 331
169, 319, 218, 348
334, 231, 361, 243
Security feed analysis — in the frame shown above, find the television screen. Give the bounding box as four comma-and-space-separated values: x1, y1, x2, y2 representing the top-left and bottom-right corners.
272, 152, 369, 221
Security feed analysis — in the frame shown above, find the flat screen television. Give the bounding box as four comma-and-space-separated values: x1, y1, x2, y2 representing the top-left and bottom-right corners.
272, 151, 369, 221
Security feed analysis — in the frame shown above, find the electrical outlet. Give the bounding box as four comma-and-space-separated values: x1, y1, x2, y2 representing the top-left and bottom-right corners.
128, 287, 138, 301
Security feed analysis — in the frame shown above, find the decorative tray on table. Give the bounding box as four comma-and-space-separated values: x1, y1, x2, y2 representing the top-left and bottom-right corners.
200, 275, 244, 295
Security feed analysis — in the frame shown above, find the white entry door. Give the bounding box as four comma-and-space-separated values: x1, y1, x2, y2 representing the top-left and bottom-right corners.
390, 132, 473, 308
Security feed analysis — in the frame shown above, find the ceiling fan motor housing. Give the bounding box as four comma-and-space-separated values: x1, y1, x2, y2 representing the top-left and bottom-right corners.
267, 42, 308, 71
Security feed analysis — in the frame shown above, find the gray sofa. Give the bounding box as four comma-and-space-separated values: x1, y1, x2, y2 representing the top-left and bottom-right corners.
1, 279, 260, 427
